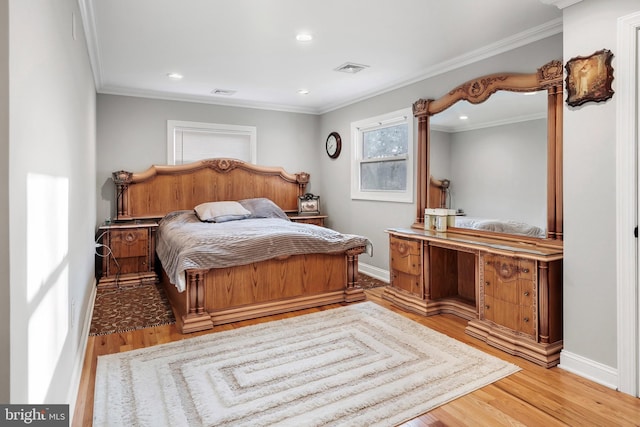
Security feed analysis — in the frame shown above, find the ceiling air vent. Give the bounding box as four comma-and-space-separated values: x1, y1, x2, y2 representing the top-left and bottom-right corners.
334, 62, 369, 74
211, 88, 237, 96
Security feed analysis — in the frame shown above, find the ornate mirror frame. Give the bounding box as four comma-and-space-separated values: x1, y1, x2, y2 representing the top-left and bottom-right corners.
412, 60, 564, 243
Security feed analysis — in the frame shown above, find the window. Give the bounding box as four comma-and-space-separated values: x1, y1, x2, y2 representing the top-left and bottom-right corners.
351, 108, 413, 202
167, 120, 257, 165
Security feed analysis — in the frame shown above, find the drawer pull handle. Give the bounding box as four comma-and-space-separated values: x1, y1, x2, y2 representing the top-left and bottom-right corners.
485, 305, 490, 309
485, 281, 490, 286
523, 317, 529, 322
522, 268, 530, 273
523, 291, 530, 296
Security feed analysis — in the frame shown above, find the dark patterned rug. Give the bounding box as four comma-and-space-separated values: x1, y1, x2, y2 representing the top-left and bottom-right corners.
356, 273, 388, 290
89, 273, 387, 336
89, 283, 175, 336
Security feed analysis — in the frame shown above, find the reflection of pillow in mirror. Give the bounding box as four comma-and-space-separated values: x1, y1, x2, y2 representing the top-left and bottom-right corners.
239, 198, 290, 220
194, 201, 251, 223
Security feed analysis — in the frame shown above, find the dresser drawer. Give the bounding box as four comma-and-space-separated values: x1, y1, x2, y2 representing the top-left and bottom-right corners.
390, 236, 421, 276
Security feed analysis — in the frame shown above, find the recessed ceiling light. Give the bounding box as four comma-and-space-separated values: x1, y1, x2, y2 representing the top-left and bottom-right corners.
296, 33, 313, 42
167, 73, 183, 80
459, 115, 469, 120
298, 89, 310, 95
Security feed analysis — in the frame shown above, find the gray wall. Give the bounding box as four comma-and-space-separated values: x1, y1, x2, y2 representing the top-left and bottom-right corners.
96, 95, 320, 223
429, 130, 452, 181
561, 0, 640, 372
9, 0, 96, 404
449, 119, 547, 229
0, 0, 9, 404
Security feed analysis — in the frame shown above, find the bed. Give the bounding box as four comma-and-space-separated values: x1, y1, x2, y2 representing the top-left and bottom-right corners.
112, 158, 370, 333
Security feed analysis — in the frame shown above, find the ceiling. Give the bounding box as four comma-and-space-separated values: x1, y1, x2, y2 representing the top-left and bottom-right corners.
79, 0, 562, 115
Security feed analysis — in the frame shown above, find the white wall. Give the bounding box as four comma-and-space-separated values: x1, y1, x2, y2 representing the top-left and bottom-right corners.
318, 35, 562, 273
9, 0, 96, 405
560, 0, 640, 376
96, 95, 319, 223
0, 0, 9, 403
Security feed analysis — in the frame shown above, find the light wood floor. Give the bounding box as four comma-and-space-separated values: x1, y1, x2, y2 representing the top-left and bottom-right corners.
73, 287, 640, 426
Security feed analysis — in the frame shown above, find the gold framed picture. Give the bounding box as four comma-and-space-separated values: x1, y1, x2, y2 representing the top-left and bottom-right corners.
565, 49, 614, 107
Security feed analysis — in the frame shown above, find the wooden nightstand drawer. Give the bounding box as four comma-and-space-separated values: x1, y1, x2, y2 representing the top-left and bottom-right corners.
110, 229, 149, 258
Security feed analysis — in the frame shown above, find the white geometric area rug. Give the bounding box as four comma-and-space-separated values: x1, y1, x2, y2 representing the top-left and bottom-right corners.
93, 302, 520, 427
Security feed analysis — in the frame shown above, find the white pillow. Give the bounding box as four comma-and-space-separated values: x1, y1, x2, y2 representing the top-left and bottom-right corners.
194, 201, 251, 223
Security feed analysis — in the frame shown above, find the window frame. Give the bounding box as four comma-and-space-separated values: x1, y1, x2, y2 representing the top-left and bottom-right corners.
167, 120, 257, 165
350, 108, 414, 203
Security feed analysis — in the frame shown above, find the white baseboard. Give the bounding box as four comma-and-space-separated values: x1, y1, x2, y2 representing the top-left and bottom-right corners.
67, 279, 98, 421
558, 349, 618, 390
358, 263, 389, 283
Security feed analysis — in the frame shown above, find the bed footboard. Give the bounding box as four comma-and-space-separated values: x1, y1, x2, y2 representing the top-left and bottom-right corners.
162, 249, 366, 333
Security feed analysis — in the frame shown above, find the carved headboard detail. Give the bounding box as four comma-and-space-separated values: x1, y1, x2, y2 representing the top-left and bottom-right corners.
113, 158, 309, 220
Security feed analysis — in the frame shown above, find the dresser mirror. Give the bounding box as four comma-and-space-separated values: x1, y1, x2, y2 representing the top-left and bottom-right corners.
412, 60, 564, 242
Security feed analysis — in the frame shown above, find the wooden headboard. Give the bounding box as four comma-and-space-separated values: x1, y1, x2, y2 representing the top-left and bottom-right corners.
112, 158, 310, 220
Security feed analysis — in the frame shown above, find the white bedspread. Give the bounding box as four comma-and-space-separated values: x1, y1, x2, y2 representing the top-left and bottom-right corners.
454, 216, 546, 238
156, 210, 371, 292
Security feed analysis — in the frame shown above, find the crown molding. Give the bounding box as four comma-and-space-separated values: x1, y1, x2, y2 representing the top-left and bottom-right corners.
77, 0, 103, 89
99, 86, 320, 115
431, 112, 547, 133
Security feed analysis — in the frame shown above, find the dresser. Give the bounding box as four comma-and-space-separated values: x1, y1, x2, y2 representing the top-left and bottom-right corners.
385, 228, 563, 367
96, 221, 159, 288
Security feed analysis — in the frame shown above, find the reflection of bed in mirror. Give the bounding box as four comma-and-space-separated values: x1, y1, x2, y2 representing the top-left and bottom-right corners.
428, 176, 547, 238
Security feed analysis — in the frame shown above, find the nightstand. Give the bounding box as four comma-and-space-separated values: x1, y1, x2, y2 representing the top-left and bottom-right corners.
288, 214, 328, 227
96, 220, 159, 288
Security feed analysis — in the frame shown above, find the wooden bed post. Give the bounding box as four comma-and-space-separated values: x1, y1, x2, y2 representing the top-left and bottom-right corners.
181, 269, 214, 333
296, 172, 310, 197
344, 247, 366, 302
112, 170, 133, 220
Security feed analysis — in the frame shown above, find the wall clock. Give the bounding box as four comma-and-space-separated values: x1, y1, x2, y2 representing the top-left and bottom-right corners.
325, 132, 341, 159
